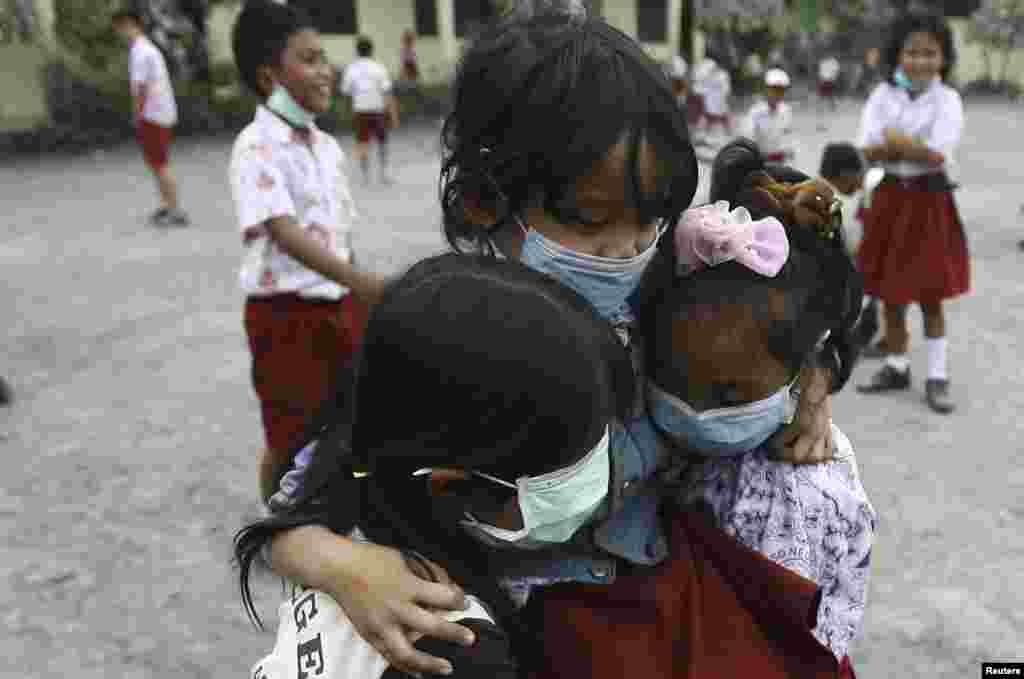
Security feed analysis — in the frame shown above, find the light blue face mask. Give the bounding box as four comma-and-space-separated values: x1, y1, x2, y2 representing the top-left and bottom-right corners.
519, 219, 663, 324
267, 83, 318, 128
460, 426, 610, 550
892, 67, 929, 93
646, 380, 797, 457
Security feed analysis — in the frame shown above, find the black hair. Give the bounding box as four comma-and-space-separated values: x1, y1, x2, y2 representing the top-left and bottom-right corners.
883, 11, 956, 83
235, 253, 634, 670
638, 139, 864, 396
356, 35, 374, 57
111, 6, 144, 25
820, 142, 864, 180
232, 0, 316, 98
440, 9, 698, 255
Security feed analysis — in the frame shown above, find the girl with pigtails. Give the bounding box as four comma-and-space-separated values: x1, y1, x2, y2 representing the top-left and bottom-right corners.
235, 3, 873, 677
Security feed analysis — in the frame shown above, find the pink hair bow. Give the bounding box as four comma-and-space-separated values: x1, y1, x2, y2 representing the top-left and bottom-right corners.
674, 201, 790, 278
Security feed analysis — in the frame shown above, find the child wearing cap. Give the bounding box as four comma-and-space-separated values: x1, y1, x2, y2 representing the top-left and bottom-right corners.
741, 68, 794, 164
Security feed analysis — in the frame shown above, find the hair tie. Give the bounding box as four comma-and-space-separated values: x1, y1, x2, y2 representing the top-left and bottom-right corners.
674, 201, 790, 278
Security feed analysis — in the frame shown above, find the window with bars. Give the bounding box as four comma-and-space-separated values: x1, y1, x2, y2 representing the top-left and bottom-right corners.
455, 0, 495, 37
636, 0, 668, 43
414, 0, 439, 36
290, 0, 358, 35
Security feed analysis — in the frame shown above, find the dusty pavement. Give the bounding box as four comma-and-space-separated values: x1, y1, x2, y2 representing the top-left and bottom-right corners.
2, 100, 1022, 678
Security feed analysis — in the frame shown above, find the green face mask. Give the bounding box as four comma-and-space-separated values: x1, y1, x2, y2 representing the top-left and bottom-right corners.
460, 426, 611, 549
267, 83, 317, 128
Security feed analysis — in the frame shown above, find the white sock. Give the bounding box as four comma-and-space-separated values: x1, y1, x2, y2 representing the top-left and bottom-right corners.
926, 337, 948, 381
885, 353, 910, 373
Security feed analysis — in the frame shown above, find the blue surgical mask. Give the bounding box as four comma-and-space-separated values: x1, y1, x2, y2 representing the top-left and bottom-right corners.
460, 426, 610, 550
267, 83, 317, 128
646, 380, 796, 457
519, 220, 663, 324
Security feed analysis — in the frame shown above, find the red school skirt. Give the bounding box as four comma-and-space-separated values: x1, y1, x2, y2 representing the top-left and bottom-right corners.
528, 510, 853, 679
858, 174, 970, 306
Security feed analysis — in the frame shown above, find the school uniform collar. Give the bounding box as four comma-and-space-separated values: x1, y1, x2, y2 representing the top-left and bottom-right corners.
255, 104, 320, 146
893, 76, 940, 102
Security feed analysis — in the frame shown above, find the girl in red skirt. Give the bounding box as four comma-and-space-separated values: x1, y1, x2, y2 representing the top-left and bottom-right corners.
855, 12, 968, 414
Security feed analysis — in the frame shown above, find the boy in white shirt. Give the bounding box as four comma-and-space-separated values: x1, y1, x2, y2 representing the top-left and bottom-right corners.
693, 56, 732, 146
817, 55, 841, 128
229, 0, 385, 500
341, 37, 400, 185
742, 68, 794, 164
112, 7, 189, 227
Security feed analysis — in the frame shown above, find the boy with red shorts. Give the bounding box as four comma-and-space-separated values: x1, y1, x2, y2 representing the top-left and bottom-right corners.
112, 7, 189, 227
342, 36, 400, 185
229, 0, 385, 500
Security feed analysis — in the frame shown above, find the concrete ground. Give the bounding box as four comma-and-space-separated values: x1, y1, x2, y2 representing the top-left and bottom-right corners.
1, 99, 1022, 678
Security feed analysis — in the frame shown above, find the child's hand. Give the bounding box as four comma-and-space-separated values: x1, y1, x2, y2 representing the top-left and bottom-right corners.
883, 127, 916, 150
350, 270, 388, 307
768, 365, 834, 464
329, 540, 476, 676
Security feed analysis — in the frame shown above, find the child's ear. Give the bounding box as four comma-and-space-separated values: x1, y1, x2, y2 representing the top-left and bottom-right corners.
255, 65, 276, 99
462, 192, 499, 227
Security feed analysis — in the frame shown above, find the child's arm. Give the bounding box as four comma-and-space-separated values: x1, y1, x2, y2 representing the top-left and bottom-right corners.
268, 526, 476, 676
265, 216, 386, 304
871, 128, 945, 165
770, 364, 834, 464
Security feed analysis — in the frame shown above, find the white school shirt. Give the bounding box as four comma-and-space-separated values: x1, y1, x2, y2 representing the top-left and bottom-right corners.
129, 36, 177, 127
818, 57, 840, 83
742, 100, 793, 158
229, 106, 358, 300
700, 65, 731, 116
858, 80, 964, 178
251, 527, 497, 679
341, 58, 392, 113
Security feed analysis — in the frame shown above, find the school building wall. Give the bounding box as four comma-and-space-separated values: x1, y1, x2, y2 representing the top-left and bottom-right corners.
948, 18, 1024, 89
207, 0, 698, 85
0, 0, 55, 131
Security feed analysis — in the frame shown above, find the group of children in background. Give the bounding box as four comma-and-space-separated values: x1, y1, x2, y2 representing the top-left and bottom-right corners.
678, 9, 967, 414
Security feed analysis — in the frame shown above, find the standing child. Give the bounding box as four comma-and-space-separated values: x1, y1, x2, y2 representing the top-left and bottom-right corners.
819, 142, 883, 350
342, 36, 400, 185
741, 68, 795, 164
693, 55, 732, 145
229, 0, 383, 500
854, 12, 969, 414
817, 54, 841, 127
112, 7, 190, 227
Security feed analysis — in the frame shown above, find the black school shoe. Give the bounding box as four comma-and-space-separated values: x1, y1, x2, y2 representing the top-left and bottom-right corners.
925, 379, 955, 414
857, 364, 911, 393
0, 376, 12, 406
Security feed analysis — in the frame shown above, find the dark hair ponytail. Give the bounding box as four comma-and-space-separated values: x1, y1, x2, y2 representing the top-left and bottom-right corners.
643, 139, 862, 393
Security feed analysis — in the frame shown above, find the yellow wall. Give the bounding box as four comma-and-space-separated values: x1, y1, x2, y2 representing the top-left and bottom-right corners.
0, 0, 54, 131
949, 17, 1024, 88
0, 43, 49, 130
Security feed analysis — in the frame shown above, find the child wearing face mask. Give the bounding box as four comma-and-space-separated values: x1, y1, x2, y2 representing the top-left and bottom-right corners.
259, 7, 843, 676
239, 253, 849, 679
854, 12, 969, 414
636, 139, 876, 670
229, 0, 385, 502
236, 253, 637, 679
